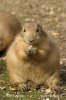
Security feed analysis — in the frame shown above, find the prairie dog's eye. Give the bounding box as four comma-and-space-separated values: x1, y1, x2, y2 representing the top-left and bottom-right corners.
36, 28, 39, 32
23, 29, 26, 32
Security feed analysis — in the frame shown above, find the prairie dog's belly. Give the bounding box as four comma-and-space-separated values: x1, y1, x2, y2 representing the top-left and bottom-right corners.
16, 59, 48, 84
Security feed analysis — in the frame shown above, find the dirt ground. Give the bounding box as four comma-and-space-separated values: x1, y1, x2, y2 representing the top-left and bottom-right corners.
0, 0, 66, 100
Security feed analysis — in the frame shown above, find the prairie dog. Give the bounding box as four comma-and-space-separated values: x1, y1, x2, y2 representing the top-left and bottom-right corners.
6, 21, 60, 92
0, 11, 21, 52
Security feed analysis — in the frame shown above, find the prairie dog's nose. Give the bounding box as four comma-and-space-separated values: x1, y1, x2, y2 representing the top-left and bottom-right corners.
28, 38, 34, 43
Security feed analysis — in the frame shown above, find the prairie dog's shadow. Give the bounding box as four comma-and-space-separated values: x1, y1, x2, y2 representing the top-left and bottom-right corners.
0, 50, 6, 74
0, 50, 6, 57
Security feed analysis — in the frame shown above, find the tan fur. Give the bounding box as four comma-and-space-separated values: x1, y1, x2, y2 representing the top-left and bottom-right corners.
6, 22, 60, 91
0, 11, 21, 51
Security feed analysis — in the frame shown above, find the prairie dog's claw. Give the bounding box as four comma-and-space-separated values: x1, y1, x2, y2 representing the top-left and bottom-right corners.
19, 83, 28, 92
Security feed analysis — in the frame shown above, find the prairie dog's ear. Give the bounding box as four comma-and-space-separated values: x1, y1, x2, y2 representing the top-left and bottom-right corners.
37, 24, 47, 36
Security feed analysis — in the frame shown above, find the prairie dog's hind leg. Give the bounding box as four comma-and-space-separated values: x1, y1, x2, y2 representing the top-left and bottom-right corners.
10, 74, 28, 91
45, 72, 60, 93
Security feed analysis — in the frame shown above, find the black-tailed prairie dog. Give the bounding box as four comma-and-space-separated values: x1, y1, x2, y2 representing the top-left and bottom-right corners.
0, 11, 21, 52
6, 21, 60, 92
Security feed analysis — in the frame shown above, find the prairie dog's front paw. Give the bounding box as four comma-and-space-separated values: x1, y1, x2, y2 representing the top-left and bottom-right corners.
25, 47, 38, 56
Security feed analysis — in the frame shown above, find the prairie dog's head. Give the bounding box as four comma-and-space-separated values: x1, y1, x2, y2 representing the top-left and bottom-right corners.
20, 22, 47, 45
